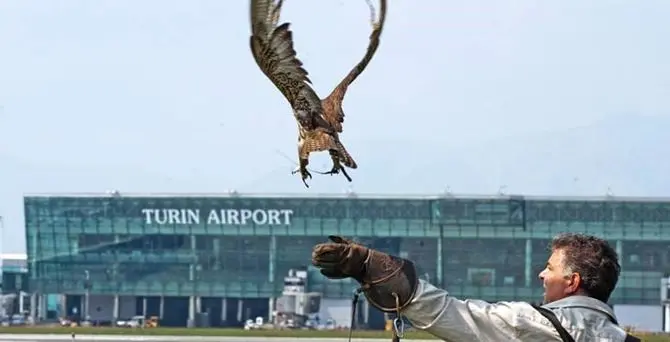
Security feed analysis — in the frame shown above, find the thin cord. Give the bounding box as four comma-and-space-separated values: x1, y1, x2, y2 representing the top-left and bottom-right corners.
273, 149, 333, 174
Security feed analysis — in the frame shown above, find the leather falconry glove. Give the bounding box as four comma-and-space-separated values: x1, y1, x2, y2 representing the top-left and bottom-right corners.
311, 235, 419, 314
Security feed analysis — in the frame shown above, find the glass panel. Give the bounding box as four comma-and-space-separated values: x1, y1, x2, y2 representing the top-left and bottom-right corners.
526, 200, 670, 225
435, 198, 525, 226
275, 236, 323, 278
530, 238, 551, 284
22, 195, 670, 305
623, 241, 670, 272
442, 238, 525, 287
400, 238, 439, 284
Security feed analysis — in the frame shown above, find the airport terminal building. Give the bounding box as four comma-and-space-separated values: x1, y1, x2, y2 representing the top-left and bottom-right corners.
22, 193, 670, 329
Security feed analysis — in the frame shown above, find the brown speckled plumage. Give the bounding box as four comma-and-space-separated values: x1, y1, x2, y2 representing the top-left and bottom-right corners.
249, 0, 387, 187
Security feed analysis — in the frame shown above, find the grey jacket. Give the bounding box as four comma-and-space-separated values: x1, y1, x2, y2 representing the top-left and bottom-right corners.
402, 280, 629, 341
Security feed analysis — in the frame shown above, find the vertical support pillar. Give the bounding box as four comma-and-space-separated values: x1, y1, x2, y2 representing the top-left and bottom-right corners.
662, 277, 669, 333
362, 298, 369, 327
524, 239, 532, 287
159, 296, 164, 318
188, 296, 195, 324
19, 294, 25, 314
221, 298, 227, 322
236, 299, 243, 322
189, 234, 197, 328
30, 293, 37, 321
269, 235, 276, 283
42, 294, 48, 320
142, 297, 147, 317
59, 295, 66, 318
268, 297, 274, 322
195, 297, 201, 313
82, 268, 90, 322
113, 295, 119, 322
38, 294, 47, 320
35, 294, 41, 320
84, 289, 90, 320
436, 237, 443, 286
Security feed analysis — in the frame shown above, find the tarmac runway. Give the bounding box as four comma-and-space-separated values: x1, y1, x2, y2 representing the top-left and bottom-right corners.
0, 335, 436, 342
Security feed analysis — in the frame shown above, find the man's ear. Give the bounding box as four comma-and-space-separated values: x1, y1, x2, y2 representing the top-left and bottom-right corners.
565, 272, 582, 294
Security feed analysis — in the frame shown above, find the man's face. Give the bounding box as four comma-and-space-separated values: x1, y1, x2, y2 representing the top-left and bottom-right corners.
538, 248, 580, 303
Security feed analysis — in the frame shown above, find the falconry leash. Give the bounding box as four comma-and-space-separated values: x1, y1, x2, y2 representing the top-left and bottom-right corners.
347, 287, 405, 342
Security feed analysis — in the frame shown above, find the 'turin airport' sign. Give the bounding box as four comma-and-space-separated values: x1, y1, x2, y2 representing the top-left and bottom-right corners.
141, 208, 294, 225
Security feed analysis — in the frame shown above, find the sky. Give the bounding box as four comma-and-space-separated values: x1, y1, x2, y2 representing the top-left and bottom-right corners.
1, 0, 669, 254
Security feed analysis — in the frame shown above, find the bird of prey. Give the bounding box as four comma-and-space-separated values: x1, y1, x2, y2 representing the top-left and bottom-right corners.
249, 0, 387, 188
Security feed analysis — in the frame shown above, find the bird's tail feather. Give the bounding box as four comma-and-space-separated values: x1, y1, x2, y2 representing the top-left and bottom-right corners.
336, 141, 357, 169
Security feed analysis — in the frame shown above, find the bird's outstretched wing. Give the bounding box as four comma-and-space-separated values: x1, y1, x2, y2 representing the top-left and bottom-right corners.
322, 0, 387, 132
250, 0, 323, 117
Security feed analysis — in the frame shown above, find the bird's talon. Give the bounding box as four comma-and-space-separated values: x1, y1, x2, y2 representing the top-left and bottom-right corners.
325, 166, 353, 182
294, 167, 311, 188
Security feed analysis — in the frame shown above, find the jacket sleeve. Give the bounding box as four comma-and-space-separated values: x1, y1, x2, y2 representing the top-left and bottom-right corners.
401, 280, 563, 341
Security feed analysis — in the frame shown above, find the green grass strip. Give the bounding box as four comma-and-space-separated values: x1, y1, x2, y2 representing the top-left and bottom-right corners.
0, 327, 668, 341
0, 327, 436, 338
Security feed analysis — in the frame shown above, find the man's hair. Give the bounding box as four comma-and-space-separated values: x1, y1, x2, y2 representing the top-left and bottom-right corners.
550, 233, 621, 303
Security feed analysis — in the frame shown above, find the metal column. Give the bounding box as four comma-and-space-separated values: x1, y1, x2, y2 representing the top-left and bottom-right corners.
84, 270, 90, 321
524, 239, 532, 287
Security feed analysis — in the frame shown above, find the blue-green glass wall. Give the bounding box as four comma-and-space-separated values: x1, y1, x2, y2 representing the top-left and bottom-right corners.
24, 195, 670, 304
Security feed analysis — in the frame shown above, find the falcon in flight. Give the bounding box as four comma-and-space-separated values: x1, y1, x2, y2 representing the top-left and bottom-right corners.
249, 0, 387, 188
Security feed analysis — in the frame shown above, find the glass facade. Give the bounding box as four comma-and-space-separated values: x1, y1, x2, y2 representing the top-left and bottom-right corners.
24, 195, 670, 307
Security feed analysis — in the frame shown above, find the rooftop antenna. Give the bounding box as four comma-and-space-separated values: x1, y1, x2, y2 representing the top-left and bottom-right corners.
106, 190, 120, 197
498, 185, 508, 196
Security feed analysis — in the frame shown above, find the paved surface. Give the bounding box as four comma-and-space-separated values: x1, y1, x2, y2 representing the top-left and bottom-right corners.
0, 335, 436, 342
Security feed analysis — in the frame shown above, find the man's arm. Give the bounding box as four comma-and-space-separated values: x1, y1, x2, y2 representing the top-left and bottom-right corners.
402, 280, 563, 341
310, 237, 564, 341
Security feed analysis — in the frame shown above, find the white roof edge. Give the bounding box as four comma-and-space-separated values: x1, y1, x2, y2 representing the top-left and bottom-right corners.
1, 253, 27, 260
20, 192, 670, 202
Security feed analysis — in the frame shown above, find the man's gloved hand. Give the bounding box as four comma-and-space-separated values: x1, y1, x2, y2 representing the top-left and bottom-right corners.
311, 236, 370, 281
311, 235, 419, 314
